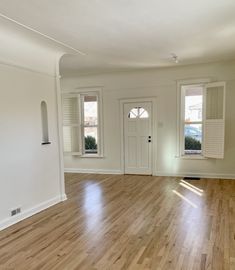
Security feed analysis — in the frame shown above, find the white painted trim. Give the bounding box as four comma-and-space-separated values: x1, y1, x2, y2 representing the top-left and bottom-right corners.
155, 171, 235, 179
64, 169, 235, 180
80, 154, 105, 158
62, 87, 103, 94
119, 97, 158, 175
61, 193, 68, 201
64, 168, 122, 175
0, 195, 67, 231
0, 59, 56, 77
55, 57, 67, 201
0, 13, 85, 55
175, 155, 207, 160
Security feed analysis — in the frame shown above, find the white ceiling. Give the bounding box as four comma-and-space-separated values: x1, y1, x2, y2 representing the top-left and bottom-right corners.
0, 0, 235, 75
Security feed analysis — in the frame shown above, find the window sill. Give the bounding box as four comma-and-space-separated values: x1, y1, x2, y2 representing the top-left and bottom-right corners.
176, 155, 207, 160
80, 154, 104, 158
64, 152, 104, 158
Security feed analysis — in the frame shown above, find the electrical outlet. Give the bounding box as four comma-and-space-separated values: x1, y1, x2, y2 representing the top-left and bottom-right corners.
11, 207, 21, 216
11, 209, 17, 216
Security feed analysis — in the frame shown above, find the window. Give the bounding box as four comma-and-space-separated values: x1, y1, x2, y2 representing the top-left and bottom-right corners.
128, 107, 149, 118
179, 81, 226, 159
182, 85, 203, 155
62, 91, 103, 157
82, 95, 98, 154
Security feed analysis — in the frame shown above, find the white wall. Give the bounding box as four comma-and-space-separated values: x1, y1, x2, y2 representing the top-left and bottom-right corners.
61, 60, 235, 178
0, 22, 66, 230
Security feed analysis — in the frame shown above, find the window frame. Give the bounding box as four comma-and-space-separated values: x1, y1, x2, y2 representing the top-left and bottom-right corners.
80, 91, 102, 157
62, 88, 104, 158
177, 79, 211, 159
180, 84, 205, 157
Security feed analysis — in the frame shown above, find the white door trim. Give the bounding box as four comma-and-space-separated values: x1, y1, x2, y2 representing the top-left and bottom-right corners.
119, 97, 157, 175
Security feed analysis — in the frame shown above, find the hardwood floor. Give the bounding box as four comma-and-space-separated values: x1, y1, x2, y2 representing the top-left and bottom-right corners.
0, 174, 235, 270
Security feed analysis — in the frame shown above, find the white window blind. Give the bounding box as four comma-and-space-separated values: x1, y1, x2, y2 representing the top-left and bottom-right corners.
62, 94, 81, 154
62, 90, 103, 157
203, 82, 226, 159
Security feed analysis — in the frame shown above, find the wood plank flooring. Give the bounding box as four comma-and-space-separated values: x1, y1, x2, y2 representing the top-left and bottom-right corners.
0, 174, 235, 269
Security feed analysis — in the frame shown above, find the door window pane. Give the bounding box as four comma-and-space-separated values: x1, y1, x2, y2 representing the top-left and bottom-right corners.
128, 107, 149, 118
184, 124, 202, 155
84, 127, 98, 154
139, 108, 149, 118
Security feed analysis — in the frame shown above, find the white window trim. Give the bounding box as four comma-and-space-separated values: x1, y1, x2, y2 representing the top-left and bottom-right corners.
62, 87, 104, 158
176, 78, 211, 159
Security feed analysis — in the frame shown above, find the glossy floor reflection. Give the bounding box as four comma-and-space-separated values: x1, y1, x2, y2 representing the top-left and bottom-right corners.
0, 174, 235, 270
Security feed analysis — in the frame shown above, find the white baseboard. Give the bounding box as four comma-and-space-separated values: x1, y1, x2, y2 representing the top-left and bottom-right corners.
64, 168, 235, 179
61, 193, 67, 201
64, 168, 123, 175
155, 171, 235, 179
0, 194, 67, 231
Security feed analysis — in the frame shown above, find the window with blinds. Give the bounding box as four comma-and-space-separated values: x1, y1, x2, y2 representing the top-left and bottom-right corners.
62, 91, 102, 156
179, 81, 226, 159
62, 95, 81, 154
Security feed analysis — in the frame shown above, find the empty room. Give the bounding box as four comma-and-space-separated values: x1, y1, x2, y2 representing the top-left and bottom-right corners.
0, 0, 235, 269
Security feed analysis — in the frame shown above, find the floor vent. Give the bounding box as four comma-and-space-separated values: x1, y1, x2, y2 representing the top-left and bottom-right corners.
183, 177, 200, 180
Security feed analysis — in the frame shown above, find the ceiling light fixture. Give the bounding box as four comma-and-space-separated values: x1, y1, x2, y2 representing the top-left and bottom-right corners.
171, 53, 179, 63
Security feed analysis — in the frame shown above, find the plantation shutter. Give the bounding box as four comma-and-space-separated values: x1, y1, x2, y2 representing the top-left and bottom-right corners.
204, 82, 226, 159
62, 94, 82, 155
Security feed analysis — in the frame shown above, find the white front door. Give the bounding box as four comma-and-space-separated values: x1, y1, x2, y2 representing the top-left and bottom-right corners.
124, 102, 152, 175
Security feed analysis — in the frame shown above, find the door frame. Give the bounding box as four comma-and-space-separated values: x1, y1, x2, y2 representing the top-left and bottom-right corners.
119, 97, 157, 175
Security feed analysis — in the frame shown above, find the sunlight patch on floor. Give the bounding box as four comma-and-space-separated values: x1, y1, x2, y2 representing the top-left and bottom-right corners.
180, 180, 203, 193
179, 182, 203, 196
172, 189, 198, 208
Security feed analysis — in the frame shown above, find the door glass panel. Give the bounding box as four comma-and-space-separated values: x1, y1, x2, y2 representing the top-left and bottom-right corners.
139, 110, 149, 118
128, 107, 149, 119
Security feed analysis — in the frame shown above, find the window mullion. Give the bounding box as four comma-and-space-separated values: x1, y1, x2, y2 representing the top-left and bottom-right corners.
184, 121, 203, 125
